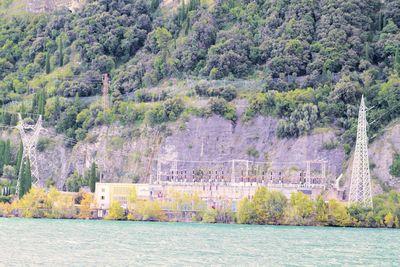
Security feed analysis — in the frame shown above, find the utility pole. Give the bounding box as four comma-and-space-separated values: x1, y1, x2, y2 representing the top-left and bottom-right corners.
349, 96, 373, 208
16, 114, 42, 196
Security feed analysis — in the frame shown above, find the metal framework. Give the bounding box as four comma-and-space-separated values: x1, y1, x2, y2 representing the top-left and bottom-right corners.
16, 114, 43, 195
154, 158, 327, 189
349, 96, 373, 208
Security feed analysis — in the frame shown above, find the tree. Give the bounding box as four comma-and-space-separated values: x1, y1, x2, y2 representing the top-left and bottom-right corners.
89, 162, 98, 193
315, 195, 328, 224
79, 191, 94, 219
236, 197, 256, 224
16, 141, 23, 176
58, 36, 64, 67
390, 153, 400, 177
4, 139, 10, 166
287, 192, 314, 225
23, 159, 32, 196
45, 51, 50, 74
252, 187, 287, 224
384, 212, 395, 227
105, 200, 125, 220
0, 140, 5, 175
202, 208, 218, 223
395, 47, 400, 75
327, 199, 351, 226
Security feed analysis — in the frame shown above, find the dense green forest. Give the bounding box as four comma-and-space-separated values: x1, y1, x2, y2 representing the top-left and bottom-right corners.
0, 0, 400, 149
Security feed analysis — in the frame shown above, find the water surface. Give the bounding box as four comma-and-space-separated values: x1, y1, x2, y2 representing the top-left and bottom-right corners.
0, 218, 399, 266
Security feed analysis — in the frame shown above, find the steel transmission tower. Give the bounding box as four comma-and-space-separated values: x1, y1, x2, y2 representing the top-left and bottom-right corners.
16, 114, 43, 196
348, 96, 373, 208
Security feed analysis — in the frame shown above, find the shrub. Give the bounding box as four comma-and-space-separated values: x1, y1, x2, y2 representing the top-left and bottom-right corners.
133, 200, 166, 221
202, 208, 218, 223
105, 201, 126, 220
236, 197, 256, 224
390, 153, 400, 177
252, 187, 287, 224
37, 137, 54, 152
208, 97, 237, 121
322, 140, 339, 150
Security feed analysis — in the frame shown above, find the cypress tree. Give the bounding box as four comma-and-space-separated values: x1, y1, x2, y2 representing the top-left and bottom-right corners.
24, 158, 32, 195
18, 162, 25, 198
395, 46, 400, 75
20, 102, 27, 118
59, 37, 64, 67
0, 140, 5, 175
89, 162, 97, 193
32, 91, 39, 113
38, 89, 46, 116
54, 96, 61, 122
4, 139, 10, 166
185, 17, 191, 35
45, 51, 51, 74
16, 141, 23, 176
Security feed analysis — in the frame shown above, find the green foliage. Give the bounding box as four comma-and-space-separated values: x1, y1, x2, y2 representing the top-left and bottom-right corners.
130, 200, 166, 221
0, 139, 11, 175
389, 153, 400, 177
37, 137, 53, 152
252, 187, 287, 224
202, 208, 218, 223
66, 171, 89, 192
208, 97, 237, 121
236, 197, 256, 224
18, 158, 32, 199
327, 199, 351, 226
0, 0, 400, 149
89, 162, 98, 193
194, 84, 237, 101
105, 201, 126, 220
287, 192, 314, 225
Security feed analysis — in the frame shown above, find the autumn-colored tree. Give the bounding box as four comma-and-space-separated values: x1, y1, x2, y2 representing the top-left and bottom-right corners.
287, 192, 315, 225
79, 192, 94, 219
236, 197, 256, 224
105, 200, 125, 220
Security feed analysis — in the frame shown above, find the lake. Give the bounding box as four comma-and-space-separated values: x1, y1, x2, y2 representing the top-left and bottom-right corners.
0, 218, 399, 266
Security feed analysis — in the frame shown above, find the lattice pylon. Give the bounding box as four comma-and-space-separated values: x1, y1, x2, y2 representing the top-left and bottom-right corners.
348, 96, 373, 208
15, 114, 43, 197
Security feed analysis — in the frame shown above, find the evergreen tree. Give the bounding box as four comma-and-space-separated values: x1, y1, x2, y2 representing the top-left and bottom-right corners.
16, 141, 23, 176
38, 89, 46, 116
0, 140, 5, 175
23, 158, 32, 195
20, 102, 27, 118
89, 162, 98, 193
54, 96, 61, 122
395, 46, 400, 75
18, 163, 25, 198
59, 37, 64, 67
45, 51, 51, 74
4, 139, 10, 166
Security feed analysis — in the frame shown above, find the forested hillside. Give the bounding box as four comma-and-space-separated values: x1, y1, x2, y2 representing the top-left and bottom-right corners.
0, 0, 400, 150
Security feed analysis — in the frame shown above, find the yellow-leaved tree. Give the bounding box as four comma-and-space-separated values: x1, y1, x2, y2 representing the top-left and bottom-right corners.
105, 200, 125, 220
79, 192, 94, 219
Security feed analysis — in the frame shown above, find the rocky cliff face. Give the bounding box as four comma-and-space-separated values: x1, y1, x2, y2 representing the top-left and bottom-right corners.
30, 114, 346, 189
5, 113, 399, 195
369, 122, 400, 191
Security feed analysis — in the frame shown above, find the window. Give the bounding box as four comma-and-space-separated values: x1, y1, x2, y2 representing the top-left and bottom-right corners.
101, 196, 105, 200
101, 188, 105, 193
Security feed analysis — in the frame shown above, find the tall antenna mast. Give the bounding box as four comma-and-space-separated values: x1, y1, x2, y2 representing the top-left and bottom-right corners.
348, 96, 373, 208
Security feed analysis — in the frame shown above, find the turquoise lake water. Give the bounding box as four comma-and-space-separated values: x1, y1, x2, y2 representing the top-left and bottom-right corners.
0, 218, 399, 266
